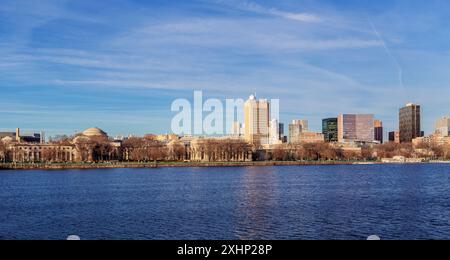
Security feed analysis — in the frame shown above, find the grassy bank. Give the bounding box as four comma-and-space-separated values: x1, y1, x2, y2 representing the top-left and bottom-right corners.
0, 160, 371, 170
2, 160, 448, 171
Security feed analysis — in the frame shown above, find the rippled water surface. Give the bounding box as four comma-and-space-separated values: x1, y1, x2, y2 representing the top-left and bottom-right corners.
1, 164, 450, 240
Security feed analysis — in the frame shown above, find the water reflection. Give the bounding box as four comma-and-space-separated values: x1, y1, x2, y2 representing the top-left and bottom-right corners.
235, 167, 279, 240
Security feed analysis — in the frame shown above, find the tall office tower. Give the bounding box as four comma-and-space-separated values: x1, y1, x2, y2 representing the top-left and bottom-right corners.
322, 118, 338, 142
244, 95, 270, 145
435, 117, 450, 137
399, 103, 421, 143
338, 114, 375, 143
374, 120, 384, 143
289, 119, 308, 143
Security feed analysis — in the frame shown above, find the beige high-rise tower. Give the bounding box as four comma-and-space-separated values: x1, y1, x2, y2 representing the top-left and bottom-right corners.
244, 95, 270, 145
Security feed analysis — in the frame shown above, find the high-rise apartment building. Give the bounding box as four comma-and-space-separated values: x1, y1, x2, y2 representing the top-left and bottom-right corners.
297, 132, 325, 144
374, 120, 383, 143
322, 118, 338, 142
338, 114, 375, 143
399, 103, 421, 143
244, 95, 270, 144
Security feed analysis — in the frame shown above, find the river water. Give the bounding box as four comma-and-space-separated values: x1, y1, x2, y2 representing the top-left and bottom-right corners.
1, 164, 450, 240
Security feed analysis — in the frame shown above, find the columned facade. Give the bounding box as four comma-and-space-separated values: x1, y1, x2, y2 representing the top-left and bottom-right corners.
9, 144, 75, 163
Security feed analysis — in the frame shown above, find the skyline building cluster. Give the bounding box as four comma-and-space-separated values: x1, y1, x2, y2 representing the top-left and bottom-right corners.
237, 95, 443, 147
3, 94, 450, 148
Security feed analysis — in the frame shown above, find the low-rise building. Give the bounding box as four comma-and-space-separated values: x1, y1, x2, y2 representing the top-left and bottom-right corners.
8, 144, 76, 163
297, 132, 325, 144
413, 134, 450, 147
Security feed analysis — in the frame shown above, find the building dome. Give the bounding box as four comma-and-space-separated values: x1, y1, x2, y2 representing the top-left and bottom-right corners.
82, 128, 108, 138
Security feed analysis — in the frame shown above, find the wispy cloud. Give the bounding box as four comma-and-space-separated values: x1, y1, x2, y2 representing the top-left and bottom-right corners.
113, 16, 382, 53
2, 0, 450, 135
226, 0, 322, 23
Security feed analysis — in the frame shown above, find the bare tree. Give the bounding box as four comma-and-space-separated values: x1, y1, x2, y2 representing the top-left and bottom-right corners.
41, 147, 57, 163
0, 142, 6, 163
170, 141, 186, 161
49, 135, 72, 144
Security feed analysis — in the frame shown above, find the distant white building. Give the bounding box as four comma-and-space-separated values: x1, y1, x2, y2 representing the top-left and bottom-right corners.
436, 117, 450, 137
289, 119, 308, 143
269, 119, 282, 145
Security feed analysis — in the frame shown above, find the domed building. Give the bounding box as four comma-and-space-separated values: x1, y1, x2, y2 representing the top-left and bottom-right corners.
73, 127, 109, 144
82, 128, 108, 138
3, 127, 120, 164
72, 128, 121, 163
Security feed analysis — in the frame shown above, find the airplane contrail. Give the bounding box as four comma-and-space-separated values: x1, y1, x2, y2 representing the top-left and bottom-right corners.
367, 16, 404, 90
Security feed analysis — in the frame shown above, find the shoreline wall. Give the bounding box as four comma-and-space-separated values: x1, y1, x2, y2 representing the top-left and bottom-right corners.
0, 161, 362, 170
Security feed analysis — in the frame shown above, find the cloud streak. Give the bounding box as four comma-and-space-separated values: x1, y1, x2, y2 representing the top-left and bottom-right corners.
229, 0, 322, 23
2, 0, 449, 135
367, 16, 404, 90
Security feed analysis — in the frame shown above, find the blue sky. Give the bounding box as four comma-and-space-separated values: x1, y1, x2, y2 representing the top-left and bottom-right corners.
1, 0, 450, 137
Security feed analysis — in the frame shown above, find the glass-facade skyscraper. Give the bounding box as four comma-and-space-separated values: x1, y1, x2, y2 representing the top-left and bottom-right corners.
322, 118, 338, 142
338, 114, 375, 143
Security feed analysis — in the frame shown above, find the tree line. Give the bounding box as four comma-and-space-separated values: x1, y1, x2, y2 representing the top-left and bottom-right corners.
266, 142, 450, 162
3, 135, 450, 164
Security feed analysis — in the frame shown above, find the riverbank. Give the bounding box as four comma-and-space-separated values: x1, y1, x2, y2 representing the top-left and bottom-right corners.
0, 161, 371, 170
1, 160, 449, 171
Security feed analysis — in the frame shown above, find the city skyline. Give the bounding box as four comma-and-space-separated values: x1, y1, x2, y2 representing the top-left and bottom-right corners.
2, 0, 450, 136
0, 89, 449, 143
2, 97, 450, 141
